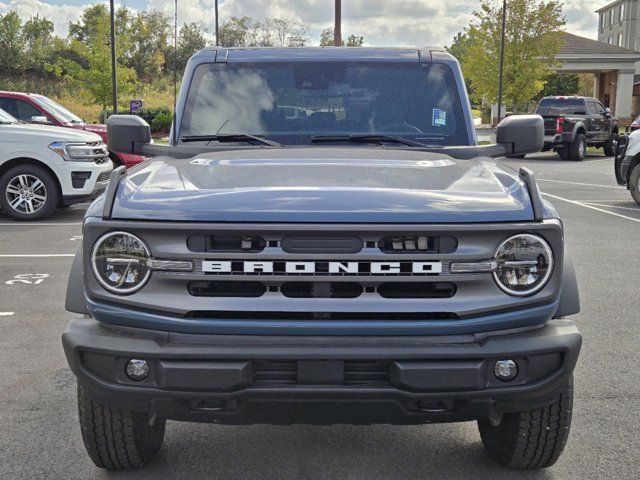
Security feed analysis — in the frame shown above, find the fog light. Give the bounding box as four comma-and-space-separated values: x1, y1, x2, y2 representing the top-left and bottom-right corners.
126, 359, 149, 381
494, 359, 518, 382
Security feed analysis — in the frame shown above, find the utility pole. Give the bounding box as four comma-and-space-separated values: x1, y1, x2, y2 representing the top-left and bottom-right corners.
109, 0, 117, 114
173, 0, 177, 118
497, 0, 507, 124
334, 0, 341, 46
215, 0, 220, 46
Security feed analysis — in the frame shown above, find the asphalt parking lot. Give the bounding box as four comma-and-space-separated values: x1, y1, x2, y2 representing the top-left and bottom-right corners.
0, 151, 638, 479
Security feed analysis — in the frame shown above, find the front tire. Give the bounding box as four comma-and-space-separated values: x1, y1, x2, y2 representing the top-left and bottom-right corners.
0, 164, 59, 220
478, 376, 573, 470
77, 386, 165, 470
629, 165, 640, 206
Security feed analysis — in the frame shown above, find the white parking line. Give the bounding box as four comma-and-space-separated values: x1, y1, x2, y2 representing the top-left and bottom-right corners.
0, 222, 82, 226
537, 179, 624, 189
543, 192, 640, 224
0, 254, 75, 258
582, 202, 640, 212
0, 312, 15, 316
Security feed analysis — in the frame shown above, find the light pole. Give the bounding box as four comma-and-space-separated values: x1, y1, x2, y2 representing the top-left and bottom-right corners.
334, 0, 341, 46
496, 0, 507, 124
109, 0, 117, 114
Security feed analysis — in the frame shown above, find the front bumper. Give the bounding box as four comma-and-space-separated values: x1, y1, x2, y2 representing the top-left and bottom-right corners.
62, 317, 581, 425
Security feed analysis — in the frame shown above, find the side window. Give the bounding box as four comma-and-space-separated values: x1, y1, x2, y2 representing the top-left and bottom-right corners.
586, 101, 597, 115
595, 102, 606, 115
14, 100, 42, 121
0, 98, 19, 118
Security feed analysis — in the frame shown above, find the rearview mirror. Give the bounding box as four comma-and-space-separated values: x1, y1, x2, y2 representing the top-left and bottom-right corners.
30, 115, 50, 125
106, 115, 152, 154
495, 114, 544, 156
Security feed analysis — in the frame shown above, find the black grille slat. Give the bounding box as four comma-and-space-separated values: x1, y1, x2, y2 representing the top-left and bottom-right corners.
377, 282, 456, 299
188, 281, 266, 297
252, 360, 390, 385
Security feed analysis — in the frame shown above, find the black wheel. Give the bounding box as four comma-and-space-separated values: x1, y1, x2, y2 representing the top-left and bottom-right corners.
0, 164, 59, 220
478, 376, 573, 470
561, 134, 586, 161
77, 386, 165, 470
603, 132, 619, 157
629, 165, 640, 206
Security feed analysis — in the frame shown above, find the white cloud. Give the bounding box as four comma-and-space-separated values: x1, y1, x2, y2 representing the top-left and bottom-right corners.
0, 0, 84, 36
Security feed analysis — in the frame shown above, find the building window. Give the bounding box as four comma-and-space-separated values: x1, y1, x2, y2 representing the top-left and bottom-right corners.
608, 37, 613, 44
620, 3, 625, 22
610, 8, 614, 25
618, 33, 624, 46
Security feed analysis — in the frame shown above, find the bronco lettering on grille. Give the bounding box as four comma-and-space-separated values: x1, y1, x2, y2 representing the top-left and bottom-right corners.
202, 260, 443, 275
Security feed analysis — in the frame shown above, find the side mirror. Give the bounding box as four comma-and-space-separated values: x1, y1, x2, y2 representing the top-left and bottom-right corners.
106, 115, 151, 154
604, 107, 612, 118
31, 115, 50, 125
496, 114, 544, 156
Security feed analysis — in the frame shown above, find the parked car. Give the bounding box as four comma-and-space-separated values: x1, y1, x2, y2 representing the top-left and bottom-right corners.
0, 91, 144, 168
534, 96, 619, 161
0, 107, 112, 220
63, 47, 581, 471
614, 131, 640, 205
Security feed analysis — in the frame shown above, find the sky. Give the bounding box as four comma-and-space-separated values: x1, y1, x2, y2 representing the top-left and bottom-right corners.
0, 0, 614, 47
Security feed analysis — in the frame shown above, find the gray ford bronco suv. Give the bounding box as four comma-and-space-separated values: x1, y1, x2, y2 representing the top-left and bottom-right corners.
62, 47, 581, 471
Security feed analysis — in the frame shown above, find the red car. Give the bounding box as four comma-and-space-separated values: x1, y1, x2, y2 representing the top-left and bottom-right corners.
0, 91, 145, 168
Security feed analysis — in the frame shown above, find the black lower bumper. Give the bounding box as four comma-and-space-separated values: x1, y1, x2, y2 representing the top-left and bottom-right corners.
62, 318, 581, 425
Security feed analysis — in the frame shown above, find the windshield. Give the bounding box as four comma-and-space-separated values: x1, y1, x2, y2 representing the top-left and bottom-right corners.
32, 95, 83, 124
0, 108, 18, 124
537, 98, 586, 115
180, 62, 469, 146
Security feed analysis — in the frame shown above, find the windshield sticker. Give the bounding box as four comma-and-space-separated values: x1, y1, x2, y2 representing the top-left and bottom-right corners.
432, 109, 446, 127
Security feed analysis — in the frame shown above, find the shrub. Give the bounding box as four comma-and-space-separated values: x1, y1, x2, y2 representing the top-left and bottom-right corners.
151, 111, 173, 132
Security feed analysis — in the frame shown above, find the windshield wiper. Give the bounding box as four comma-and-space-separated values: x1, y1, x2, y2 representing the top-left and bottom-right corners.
310, 134, 431, 148
180, 133, 282, 147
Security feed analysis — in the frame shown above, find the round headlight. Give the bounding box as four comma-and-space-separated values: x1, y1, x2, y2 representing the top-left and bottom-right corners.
91, 231, 151, 294
493, 234, 553, 296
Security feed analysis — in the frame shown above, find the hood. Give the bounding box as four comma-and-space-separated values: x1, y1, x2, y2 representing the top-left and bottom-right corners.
77, 123, 107, 136
109, 148, 535, 223
1, 122, 103, 143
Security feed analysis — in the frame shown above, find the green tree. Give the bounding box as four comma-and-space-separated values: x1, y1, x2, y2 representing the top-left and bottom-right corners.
63, 5, 137, 109
540, 73, 579, 97
0, 11, 25, 74
319, 27, 364, 46
23, 15, 55, 75
129, 10, 171, 80
174, 22, 208, 71
218, 16, 261, 47
461, 0, 565, 110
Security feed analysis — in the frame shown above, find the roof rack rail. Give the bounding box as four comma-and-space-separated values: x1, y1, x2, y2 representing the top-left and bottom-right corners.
102, 166, 127, 219
519, 167, 544, 221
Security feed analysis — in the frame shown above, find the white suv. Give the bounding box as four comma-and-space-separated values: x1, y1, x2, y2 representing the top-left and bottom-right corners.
0, 108, 112, 220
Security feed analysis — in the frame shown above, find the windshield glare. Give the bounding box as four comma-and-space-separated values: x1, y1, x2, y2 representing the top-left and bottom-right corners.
180, 62, 469, 146
0, 108, 18, 123
33, 95, 83, 124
